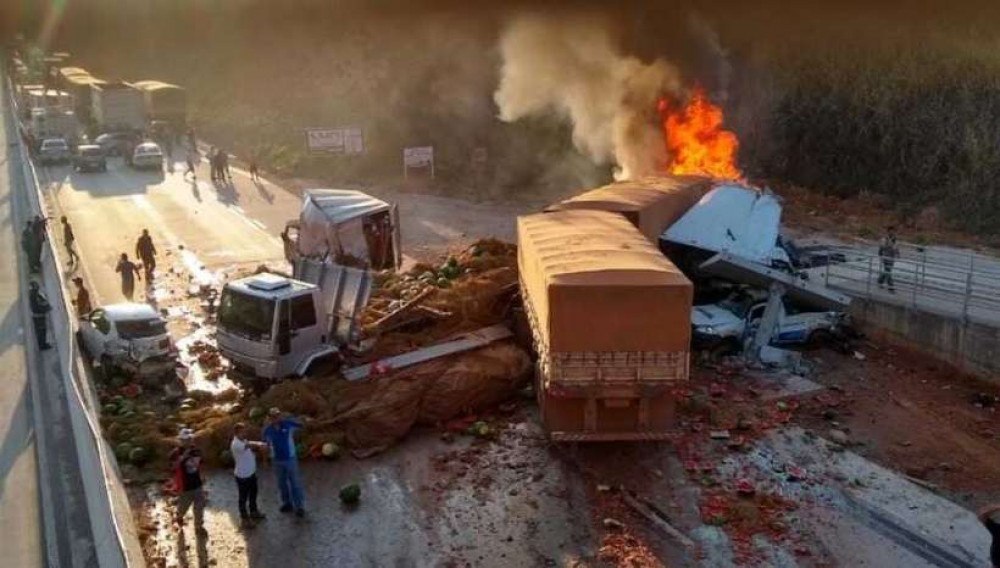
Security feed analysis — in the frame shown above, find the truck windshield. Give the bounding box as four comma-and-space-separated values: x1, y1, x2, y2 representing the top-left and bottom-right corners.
218, 289, 275, 340
117, 318, 168, 339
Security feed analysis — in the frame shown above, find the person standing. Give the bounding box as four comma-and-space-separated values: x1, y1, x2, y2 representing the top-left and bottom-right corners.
876, 226, 899, 294
115, 253, 142, 301
21, 222, 40, 273
135, 229, 157, 281
262, 408, 306, 517
170, 428, 207, 538
28, 281, 52, 350
32, 215, 47, 243
71, 276, 93, 317
208, 147, 219, 182
219, 149, 232, 182
231, 423, 268, 528
61, 216, 79, 266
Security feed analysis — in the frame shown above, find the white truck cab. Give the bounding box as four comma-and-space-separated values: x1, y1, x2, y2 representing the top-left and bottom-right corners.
216, 274, 331, 379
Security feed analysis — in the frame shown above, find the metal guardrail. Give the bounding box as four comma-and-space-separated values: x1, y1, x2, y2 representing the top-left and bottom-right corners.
6, 74, 143, 567
818, 241, 1000, 326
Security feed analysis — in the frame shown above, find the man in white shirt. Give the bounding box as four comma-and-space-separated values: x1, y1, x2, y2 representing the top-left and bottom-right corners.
231, 422, 268, 528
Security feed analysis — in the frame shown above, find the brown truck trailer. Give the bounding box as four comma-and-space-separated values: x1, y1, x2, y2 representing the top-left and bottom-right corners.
546, 175, 714, 242
517, 209, 693, 441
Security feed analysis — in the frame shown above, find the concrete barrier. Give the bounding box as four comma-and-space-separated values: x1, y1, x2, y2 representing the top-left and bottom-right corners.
5, 73, 145, 567
850, 298, 1000, 380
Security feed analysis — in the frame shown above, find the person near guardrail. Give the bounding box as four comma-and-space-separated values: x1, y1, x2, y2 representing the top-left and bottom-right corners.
115, 252, 142, 301
877, 226, 899, 294
262, 407, 307, 518
21, 221, 41, 273
61, 216, 80, 266
231, 422, 268, 529
28, 281, 52, 350
71, 277, 93, 318
170, 428, 208, 538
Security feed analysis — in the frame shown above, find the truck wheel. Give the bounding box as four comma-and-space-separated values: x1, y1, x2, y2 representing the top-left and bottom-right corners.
300, 353, 340, 378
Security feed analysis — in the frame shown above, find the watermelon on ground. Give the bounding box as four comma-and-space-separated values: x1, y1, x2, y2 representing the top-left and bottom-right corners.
339, 483, 361, 505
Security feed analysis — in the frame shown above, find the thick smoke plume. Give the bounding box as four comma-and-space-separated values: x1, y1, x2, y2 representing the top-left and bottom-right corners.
494, 13, 683, 180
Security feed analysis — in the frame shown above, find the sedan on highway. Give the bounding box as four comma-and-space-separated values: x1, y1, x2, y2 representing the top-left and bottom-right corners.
78, 303, 179, 386
130, 142, 165, 171
38, 138, 71, 165
73, 144, 108, 173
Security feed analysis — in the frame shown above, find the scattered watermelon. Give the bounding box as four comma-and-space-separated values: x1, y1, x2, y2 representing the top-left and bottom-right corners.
129, 447, 149, 465
102, 403, 117, 415
339, 483, 361, 505
321, 443, 340, 460
436, 277, 451, 289
467, 421, 491, 438
248, 406, 265, 420
115, 442, 133, 461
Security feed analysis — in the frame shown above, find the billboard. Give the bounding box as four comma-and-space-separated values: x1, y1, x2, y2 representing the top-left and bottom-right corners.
306, 126, 364, 155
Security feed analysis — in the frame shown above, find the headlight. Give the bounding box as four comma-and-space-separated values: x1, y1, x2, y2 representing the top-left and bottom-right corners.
697, 326, 716, 335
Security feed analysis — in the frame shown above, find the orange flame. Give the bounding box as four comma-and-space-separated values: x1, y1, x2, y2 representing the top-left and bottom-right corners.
658, 88, 741, 180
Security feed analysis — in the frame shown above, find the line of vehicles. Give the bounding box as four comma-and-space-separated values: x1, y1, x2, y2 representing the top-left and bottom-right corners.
11, 51, 179, 173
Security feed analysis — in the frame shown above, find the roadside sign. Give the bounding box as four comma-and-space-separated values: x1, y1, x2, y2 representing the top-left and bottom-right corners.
403, 146, 434, 179
306, 126, 364, 155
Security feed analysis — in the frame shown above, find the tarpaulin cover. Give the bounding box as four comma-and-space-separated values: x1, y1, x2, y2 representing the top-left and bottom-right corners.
546, 175, 714, 242
133, 80, 187, 119
517, 210, 692, 353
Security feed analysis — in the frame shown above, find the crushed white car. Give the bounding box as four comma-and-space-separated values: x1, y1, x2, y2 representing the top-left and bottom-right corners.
691, 289, 847, 355
78, 303, 179, 386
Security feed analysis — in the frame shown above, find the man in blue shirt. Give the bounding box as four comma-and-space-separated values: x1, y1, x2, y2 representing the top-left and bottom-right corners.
262, 407, 306, 517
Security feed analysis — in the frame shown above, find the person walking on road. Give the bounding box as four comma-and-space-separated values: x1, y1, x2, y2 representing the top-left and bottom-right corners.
170, 428, 208, 538
61, 216, 79, 266
208, 147, 219, 182
248, 154, 260, 182
262, 408, 307, 517
28, 281, 52, 350
231, 422, 268, 529
135, 229, 157, 281
115, 252, 142, 301
184, 148, 198, 180
218, 149, 232, 182
876, 226, 899, 294
71, 276, 93, 318
21, 222, 41, 273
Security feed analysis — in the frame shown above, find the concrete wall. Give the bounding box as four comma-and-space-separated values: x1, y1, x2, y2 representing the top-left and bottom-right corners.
850, 298, 1000, 380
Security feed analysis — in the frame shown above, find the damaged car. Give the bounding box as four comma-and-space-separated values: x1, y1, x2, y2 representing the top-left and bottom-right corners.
691, 288, 850, 356
77, 303, 180, 387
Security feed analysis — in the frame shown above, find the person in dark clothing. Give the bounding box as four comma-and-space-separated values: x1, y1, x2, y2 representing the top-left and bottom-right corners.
186, 128, 197, 153
184, 149, 198, 180
28, 281, 52, 350
31, 215, 47, 243
208, 147, 219, 182
980, 504, 1000, 567
72, 277, 93, 317
170, 429, 207, 537
218, 149, 232, 182
135, 229, 157, 281
262, 408, 306, 517
877, 226, 899, 293
115, 253, 142, 301
248, 155, 260, 182
230, 422, 267, 529
61, 216, 79, 266
21, 222, 41, 273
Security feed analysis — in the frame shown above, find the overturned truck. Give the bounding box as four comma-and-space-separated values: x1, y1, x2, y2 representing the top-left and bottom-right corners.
518, 210, 693, 441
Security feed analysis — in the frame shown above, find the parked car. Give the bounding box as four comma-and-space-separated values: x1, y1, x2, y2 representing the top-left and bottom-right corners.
77, 303, 179, 386
73, 144, 107, 172
38, 137, 71, 165
94, 130, 141, 157
130, 142, 164, 171
691, 289, 848, 355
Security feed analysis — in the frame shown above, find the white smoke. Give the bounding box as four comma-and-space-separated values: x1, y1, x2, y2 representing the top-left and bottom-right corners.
493, 13, 683, 180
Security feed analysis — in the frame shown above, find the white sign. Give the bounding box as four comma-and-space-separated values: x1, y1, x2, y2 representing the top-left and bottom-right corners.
403, 146, 434, 179
307, 128, 344, 153
306, 126, 364, 155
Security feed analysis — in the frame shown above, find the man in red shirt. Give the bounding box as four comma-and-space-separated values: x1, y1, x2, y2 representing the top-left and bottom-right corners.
170, 428, 207, 537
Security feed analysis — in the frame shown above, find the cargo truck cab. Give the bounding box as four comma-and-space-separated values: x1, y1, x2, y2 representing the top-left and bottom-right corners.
216, 273, 333, 379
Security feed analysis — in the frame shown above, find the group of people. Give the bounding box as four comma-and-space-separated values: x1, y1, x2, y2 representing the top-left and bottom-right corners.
171, 408, 307, 535
109, 229, 159, 302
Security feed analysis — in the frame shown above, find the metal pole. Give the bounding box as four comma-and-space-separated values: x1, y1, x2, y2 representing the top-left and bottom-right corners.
962, 271, 973, 322
911, 262, 918, 308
